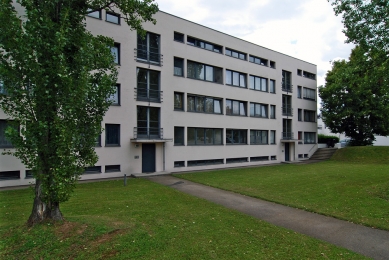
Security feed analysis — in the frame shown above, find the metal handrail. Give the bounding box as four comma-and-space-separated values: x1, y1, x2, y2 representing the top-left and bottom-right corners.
282, 106, 293, 116
282, 132, 294, 140
281, 83, 293, 93
134, 127, 163, 139
134, 88, 163, 103
134, 48, 163, 66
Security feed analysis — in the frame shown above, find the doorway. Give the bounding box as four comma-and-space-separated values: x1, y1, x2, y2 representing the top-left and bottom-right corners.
285, 143, 290, 161
142, 143, 156, 173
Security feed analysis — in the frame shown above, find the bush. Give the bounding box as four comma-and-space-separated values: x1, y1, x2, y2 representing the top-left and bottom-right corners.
318, 134, 340, 144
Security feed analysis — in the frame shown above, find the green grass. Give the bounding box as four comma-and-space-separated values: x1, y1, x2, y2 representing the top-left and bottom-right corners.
0, 179, 365, 259
175, 147, 389, 231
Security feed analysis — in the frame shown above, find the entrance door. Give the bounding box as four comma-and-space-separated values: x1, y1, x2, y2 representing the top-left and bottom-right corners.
142, 143, 156, 173
285, 143, 290, 161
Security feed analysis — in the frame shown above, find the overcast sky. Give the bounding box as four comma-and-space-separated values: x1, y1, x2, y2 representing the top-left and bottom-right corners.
156, 0, 354, 89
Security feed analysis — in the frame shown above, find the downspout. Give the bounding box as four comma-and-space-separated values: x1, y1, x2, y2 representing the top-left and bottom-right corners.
163, 142, 165, 171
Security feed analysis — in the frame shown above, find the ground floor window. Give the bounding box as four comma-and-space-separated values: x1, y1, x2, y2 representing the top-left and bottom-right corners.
226, 129, 247, 144
250, 130, 268, 145
187, 128, 222, 145
304, 132, 316, 144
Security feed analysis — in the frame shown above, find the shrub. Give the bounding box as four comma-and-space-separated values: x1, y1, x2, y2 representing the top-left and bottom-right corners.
318, 134, 340, 144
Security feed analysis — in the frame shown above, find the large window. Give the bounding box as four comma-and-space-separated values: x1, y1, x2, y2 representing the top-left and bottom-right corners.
105, 124, 120, 146
174, 127, 184, 145
174, 92, 184, 111
225, 48, 246, 60
137, 32, 160, 64
304, 110, 316, 122
226, 99, 246, 116
137, 106, 160, 138
187, 128, 223, 145
137, 68, 160, 102
187, 61, 222, 83
303, 87, 316, 100
250, 103, 268, 118
187, 36, 222, 53
174, 57, 184, 76
0, 120, 13, 148
282, 70, 292, 92
226, 129, 247, 144
304, 132, 316, 144
226, 70, 246, 88
187, 95, 222, 114
111, 43, 120, 64
249, 75, 267, 92
250, 130, 268, 145
105, 165, 120, 173
108, 84, 120, 105
106, 12, 120, 24
0, 171, 20, 180
187, 159, 223, 167
249, 55, 268, 66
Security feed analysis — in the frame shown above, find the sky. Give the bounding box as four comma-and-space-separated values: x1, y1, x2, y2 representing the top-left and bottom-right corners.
155, 0, 354, 90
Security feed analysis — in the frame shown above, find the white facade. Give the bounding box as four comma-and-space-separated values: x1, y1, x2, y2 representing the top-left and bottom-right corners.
0, 11, 318, 187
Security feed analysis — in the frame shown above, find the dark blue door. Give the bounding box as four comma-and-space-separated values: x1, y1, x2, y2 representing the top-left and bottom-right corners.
285, 143, 290, 161
142, 143, 156, 173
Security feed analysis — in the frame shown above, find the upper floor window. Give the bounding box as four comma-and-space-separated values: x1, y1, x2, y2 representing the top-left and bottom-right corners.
304, 132, 316, 144
270, 61, 276, 69
304, 110, 316, 122
297, 86, 302, 98
105, 124, 120, 146
270, 130, 276, 144
187, 94, 222, 114
298, 109, 302, 121
282, 70, 292, 92
187, 36, 222, 53
0, 120, 13, 148
136, 68, 160, 103
225, 48, 246, 60
108, 84, 120, 105
137, 32, 161, 64
87, 9, 101, 19
249, 55, 268, 66
303, 87, 316, 101
226, 70, 246, 88
106, 12, 120, 24
174, 57, 184, 76
111, 43, 120, 64
250, 130, 268, 145
269, 80, 276, 93
226, 99, 247, 116
187, 60, 222, 83
297, 69, 302, 76
249, 75, 267, 92
174, 32, 184, 43
0, 81, 7, 95
187, 127, 223, 145
174, 127, 184, 145
250, 103, 268, 118
303, 71, 316, 80
226, 129, 247, 144
174, 92, 184, 111
270, 105, 276, 119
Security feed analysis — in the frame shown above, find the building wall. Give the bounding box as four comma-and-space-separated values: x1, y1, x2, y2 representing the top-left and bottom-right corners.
0, 11, 318, 187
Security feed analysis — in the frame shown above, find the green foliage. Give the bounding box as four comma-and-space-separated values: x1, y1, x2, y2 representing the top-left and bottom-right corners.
319, 46, 389, 146
0, 0, 158, 221
331, 146, 389, 164
317, 134, 340, 144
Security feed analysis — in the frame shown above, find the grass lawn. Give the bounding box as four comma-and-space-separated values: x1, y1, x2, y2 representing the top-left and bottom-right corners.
175, 147, 389, 231
0, 179, 365, 259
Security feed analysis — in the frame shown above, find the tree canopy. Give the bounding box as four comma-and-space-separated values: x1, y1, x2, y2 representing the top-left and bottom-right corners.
0, 0, 158, 225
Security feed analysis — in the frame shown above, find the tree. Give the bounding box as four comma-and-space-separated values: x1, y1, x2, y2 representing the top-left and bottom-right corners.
319, 46, 389, 146
0, 0, 158, 226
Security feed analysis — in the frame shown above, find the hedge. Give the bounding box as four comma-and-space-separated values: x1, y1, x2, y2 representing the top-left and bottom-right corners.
318, 134, 340, 144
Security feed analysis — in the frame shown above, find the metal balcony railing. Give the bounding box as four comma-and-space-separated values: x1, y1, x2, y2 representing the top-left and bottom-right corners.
134, 49, 163, 66
134, 127, 163, 139
282, 106, 293, 116
281, 83, 293, 93
282, 132, 294, 140
135, 88, 163, 103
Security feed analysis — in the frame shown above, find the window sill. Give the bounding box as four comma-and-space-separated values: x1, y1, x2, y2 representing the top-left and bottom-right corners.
250, 116, 268, 119
226, 114, 247, 117
225, 55, 247, 61
226, 84, 247, 89
136, 58, 162, 67
226, 143, 248, 145
105, 144, 121, 147
187, 144, 224, 146
249, 88, 268, 93
188, 111, 223, 115
174, 109, 185, 112
174, 74, 185, 77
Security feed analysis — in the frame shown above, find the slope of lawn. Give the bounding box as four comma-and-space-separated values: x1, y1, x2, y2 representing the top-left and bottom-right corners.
175, 147, 389, 231
0, 180, 365, 259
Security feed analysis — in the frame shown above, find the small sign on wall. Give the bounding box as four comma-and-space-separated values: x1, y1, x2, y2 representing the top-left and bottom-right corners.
134, 156, 139, 159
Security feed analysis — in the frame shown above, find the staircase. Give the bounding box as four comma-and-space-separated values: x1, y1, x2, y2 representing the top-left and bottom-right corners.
308, 148, 337, 162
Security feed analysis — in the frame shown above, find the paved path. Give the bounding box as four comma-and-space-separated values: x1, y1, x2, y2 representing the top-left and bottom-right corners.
147, 175, 389, 260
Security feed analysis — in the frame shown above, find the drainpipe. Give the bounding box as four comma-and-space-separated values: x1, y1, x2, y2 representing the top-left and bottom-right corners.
163, 142, 165, 171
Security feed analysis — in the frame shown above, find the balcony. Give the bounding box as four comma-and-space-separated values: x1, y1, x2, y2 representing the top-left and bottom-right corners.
282, 132, 294, 140
134, 48, 163, 66
135, 88, 163, 103
282, 106, 293, 116
281, 83, 293, 93
134, 127, 163, 140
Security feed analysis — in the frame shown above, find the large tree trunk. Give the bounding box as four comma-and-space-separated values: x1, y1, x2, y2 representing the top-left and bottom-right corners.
27, 179, 64, 226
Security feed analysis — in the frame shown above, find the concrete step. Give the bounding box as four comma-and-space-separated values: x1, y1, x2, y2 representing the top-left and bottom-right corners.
308, 148, 337, 161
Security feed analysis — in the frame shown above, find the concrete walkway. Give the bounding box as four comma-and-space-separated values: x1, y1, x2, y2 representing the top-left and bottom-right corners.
147, 175, 389, 260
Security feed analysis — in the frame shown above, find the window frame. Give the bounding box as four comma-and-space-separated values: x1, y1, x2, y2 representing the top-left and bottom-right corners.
0, 120, 15, 148
187, 60, 223, 84
111, 42, 120, 65
108, 84, 120, 106
86, 9, 101, 19
226, 99, 247, 116
105, 124, 120, 146
270, 130, 276, 144
270, 105, 276, 119
225, 48, 246, 60
249, 75, 268, 92
187, 94, 222, 115
304, 132, 316, 144
304, 110, 316, 122
250, 130, 268, 145
298, 109, 302, 121
174, 92, 184, 111
303, 87, 316, 101
105, 165, 121, 173
249, 55, 268, 66
250, 103, 268, 118
269, 79, 276, 93
226, 69, 247, 88
186, 36, 223, 54
187, 127, 223, 145
226, 129, 247, 145
105, 12, 120, 24
136, 68, 161, 103
174, 126, 185, 146
84, 166, 102, 174
174, 57, 184, 77
174, 32, 184, 43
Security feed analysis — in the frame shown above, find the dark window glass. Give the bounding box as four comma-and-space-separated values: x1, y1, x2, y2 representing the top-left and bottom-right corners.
0, 171, 20, 180
136, 68, 160, 102
187, 61, 222, 83
174, 161, 185, 167
174, 127, 184, 145
250, 156, 269, 162
105, 165, 120, 172
187, 36, 222, 53
0, 120, 13, 148
249, 55, 268, 66
250, 130, 268, 144
95, 134, 101, 147
187, 159, 223, 167
303, 87, 316, 100
282, 70, 292, 91
226, 157, 248, 164
105, 124, 120, 146
174, 32, 184, 42
174, 57, 184, 76
87, 9, 101, 19
174, 92, 183, 110
304, 132, 316, 144
226, 70, 246, 88
111, 43, 120, 64
298, 109, 302, 121
84, 166, 101, 174
249, 75, 267, 91
226, 99, 246, 116
106, 12, 120, 24
187, 128, 222, 145
226, 129, 247, 144
250, 103, 268, 118
270, 80, 276, 93
108, 84, 120, 105
137, 32, 160, 64
225, 48, 246, 60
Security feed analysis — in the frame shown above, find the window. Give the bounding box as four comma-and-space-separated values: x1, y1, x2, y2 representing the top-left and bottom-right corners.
95, 135, 101, 147
271, 156, 277, 160
174, 127, 184, 145
297, 69, 302, 76
137, 32, 161, 64
226, 99, 246, 116
250, 130, 268, 145
270, 105, 276, 119
174, 57, 184, 76
304, 110, 316, 122
174, 32, 184, 43
250, 103, 268, 118
87, 9, 101, 19
304, 132, 316, 144
226, 70, 246, 88
137, 68, 160, 102
187, 36, 222, 53
187, 159, 223, 167
226, 129, 247, 144
226, 157, 248, 164
297, 86, 302, 98
187, 60, 222, 83
270, 61, 276, 68
249, 75, 267, 92
251, 156, 269, 162
187, 95, 222, 114
105, 124, 120, 146
174, 92, 184, 111
0, 171, 20, 180
0, 120, 13, 148
25, 170, 33, 178
270, 130, 276, 144
298, 154, 303, 158
303, 71, 316, 80
269, 79, 276, 93
106, 12, 120, 24
105, 165, 120, 173
298, 109, 302, 121
225, 48, 246, 60
187, 128, 223, 145
84, 166, 101, 174
111, 43, 120, 64
137, 106, 160, 138
174, 161, 185, 167
108, 84, 120, 105
282, 70, 292, 92
298, 131, 303, 144
0, 81, 6, 95
249, 55, 268, 66
303, 87, 316, 100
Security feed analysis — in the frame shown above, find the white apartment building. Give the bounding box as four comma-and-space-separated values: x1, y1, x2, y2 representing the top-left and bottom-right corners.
0, 11, 318, 187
